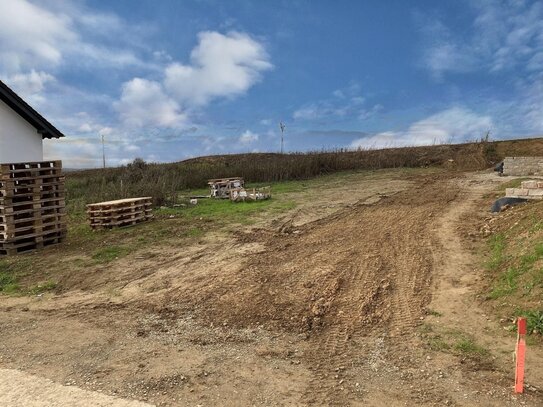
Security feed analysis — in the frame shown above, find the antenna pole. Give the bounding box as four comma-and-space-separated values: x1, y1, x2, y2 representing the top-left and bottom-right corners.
101, 134, 106, 169
279, 122, 286, 154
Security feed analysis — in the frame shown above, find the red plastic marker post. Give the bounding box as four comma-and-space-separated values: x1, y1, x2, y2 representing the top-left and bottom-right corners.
515, 317, 527, 393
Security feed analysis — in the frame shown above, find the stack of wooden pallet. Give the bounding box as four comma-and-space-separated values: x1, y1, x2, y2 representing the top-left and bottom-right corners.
87, 197, 153, 230
0, 160, 66, 255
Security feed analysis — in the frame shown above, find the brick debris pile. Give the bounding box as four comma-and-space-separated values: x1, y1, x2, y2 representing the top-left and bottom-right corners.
506, 180, 543, 200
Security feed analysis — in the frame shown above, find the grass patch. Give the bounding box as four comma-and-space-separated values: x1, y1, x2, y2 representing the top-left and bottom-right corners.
156, 197, 296, 225
486, 233, 506, 271
515, 310, 543, 334
28, 281, 57, 295
481, 198, 543, 341
421, 325, 491, 365
426, 309, 443, 317
487, 237, 543, 299
428, 337, 450, 351
489, 266, 521, 299
453, 337, 490, 357
183, 227, 204, 238
92, 246, 131, 263
0, 271, 19, 293
0, 258, 37, 294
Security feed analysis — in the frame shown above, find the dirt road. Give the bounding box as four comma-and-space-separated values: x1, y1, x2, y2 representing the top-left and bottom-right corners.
0, 170, 541, 406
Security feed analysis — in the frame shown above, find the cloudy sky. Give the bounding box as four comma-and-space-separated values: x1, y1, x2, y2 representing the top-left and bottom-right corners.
1, 0, 543, 167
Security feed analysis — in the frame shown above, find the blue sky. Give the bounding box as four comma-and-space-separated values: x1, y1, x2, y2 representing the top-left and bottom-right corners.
1, 0, 543, 167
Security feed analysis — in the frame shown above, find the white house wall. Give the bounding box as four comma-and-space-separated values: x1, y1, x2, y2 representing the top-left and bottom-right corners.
0, 98, 43, 164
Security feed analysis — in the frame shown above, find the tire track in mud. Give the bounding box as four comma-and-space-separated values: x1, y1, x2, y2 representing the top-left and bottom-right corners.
300, 195, 446, 405
166, 175, 460, 405
249, 176, 457, 405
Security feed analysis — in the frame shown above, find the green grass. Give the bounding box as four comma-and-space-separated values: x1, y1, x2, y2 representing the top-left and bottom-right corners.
488, 238, 543, 299
428, 337, 450, 351
453, 337, 490, 357
515, 310, 543, 334
482, 197, 543, 338
486, 233, 506, 271
156, 197, 296, 225
426, 309, 443, 317
28, 281, 57, 295
421, 325, 491, 363
489, 266, 521, 299
0, 271, 19, 293
0, 258, 37, 294
92, 246, 132, 263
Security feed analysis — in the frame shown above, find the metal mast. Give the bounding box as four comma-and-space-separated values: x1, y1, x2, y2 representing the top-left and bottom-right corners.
101, 134, 106, 169
279, 121, 286, 154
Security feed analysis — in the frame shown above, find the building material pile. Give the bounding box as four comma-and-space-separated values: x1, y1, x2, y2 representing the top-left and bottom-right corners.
506, 180, 543, 200
0, 160, 66, 255
504, 157, 543, 176
87, 197, 153, 230
208, 178, 244, 199
230, 186, 272, 202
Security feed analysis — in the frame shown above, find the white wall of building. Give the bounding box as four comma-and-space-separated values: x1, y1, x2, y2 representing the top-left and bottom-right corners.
0, 98, 43, 164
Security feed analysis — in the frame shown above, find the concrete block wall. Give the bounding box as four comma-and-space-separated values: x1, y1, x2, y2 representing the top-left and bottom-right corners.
503, 157, 543, 176
506, 180, 543, 200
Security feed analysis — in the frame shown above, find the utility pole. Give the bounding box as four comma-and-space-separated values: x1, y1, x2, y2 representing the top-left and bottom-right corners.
101, 134, 106, 169
279, 121, 286, 154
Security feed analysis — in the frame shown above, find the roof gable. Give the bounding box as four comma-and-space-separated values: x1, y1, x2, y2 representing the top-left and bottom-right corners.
0, 80, 64, 139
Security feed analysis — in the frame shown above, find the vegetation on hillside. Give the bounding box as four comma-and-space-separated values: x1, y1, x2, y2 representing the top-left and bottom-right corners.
66, 139, 507, 209
484, 196, 543, 336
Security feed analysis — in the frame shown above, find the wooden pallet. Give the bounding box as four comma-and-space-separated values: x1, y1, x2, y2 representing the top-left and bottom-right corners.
87, 197, 153, 230
0, 160, 67, 255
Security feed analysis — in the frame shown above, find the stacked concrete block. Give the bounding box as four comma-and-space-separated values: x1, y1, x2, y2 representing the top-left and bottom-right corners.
506, 180, 543, 200
503, 157, 543, 176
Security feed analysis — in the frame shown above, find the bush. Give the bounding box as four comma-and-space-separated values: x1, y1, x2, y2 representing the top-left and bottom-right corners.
65, 142, 497, 210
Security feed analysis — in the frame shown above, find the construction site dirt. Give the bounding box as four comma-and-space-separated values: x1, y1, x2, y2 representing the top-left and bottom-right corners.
0, 170, 542, 406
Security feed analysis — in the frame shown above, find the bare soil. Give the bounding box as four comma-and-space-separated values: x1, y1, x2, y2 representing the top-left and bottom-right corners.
1, 169, 542, 406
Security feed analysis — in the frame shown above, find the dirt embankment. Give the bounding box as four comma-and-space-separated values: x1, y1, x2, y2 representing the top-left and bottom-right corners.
1, 170, 542, 406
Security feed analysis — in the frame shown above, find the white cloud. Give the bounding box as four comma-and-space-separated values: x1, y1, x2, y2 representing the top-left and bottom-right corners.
125, 144, 141, 152
0, 0, 147, 75
0, 0, 73, 72
293, 83, 380, 122
115, 78, 186, 128
239, 130, 259, 144
115, 30, 272, 129
164, 31, 272, 106
78, 123, 93, 133
421, 2, 543, 78
350, 107, 492, 149
2, 70, 55, 97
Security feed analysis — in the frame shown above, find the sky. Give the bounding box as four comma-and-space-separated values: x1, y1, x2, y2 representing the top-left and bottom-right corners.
1, 0, 543, 168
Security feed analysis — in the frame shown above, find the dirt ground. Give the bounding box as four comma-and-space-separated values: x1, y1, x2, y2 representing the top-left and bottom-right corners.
1, 169, 542, 406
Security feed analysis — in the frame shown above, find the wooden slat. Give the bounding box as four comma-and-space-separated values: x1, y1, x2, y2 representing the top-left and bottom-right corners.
0, 160, 66, 256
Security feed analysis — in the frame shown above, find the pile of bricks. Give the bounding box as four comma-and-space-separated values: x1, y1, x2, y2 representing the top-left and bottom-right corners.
506, 180, 543, 200
0, 160, 67, 255
504, 157, 543, 176
87, 197, 153, 230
